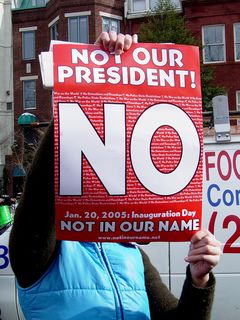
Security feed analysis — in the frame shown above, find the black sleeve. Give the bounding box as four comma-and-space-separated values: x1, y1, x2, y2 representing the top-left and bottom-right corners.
177, 265, 215, 320
9, 121, 59, 288
140, 248, 215, 320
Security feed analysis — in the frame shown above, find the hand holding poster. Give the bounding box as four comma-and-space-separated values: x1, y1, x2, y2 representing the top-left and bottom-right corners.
52, 42, 203, 242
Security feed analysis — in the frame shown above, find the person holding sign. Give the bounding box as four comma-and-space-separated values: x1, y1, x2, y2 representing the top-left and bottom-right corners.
9, 32, 221, 320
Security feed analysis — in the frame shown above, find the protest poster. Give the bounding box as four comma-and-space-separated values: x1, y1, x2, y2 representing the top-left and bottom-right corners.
52, 42, 203, 242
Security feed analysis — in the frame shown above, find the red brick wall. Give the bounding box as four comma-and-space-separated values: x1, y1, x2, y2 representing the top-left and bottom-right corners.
12, 0, 240, 130
182, 0, 240, 111
12, 8, 52, 131
10, 0, 240, 194
12, 0, 126, 134
10, 0, 127, 193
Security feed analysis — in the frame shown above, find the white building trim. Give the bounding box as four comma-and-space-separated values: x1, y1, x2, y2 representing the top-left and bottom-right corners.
19, 26, 38, 32
48, 15, 59, 27
20, 75, 38, 81
64, 11, 91, 18
99, 11, 123, 21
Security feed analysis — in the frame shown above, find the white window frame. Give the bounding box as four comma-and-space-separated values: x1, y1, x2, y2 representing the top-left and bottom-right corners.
65, 12, 91, 43
236, 91, 240, 125
128, 0, 180, 13
21, 76, 38, 110
64, 11, 91, 18
234, 23, 240, 62
48, 16, 59, 28
129, 0, 157, 12
131, 0, 146, 12
202, 24, 226, 64
100, 12, 122, 33
50, 23, 58, 40
32, 0, 45, 5
48, 16, 59, 40
20, 27, 37, 61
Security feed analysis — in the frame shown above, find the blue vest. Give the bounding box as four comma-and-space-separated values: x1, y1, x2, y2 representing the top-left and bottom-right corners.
17, 242, 150, 320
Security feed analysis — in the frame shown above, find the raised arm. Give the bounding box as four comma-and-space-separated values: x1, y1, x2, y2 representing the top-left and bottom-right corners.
9, 32, 138, 288
141, 229, 221, 320
94, 31, 138, 54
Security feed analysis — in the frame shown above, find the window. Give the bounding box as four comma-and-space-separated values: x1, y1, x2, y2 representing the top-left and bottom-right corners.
202, 25, 225, 63
68, 16, 89, 43
23, 80, 36, 110
102, 17, 120, 33
49, 16, 59, 41
50, 22, 58, 40
150, 0, 158, 9
36, 0, 45, 5
132, 0, 146, 11
234, 23, 240, 61
131, 0, 179, 12
33, 0, 45, 5
22, 31, 35, 60
6, 102, 12, 111
236, 91, 240, 125
100, 12, 122, 33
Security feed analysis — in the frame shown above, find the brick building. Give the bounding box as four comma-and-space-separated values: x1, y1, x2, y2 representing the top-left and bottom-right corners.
10, 0, 127, 193
12, 0, 127, 125
182, 0, 240, 120
12, 0, 240, 126
8, 0, 240, 193
126, 0, 240, 115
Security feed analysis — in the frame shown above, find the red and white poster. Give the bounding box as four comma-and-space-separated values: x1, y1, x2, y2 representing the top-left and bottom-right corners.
53, 42, 203, 242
